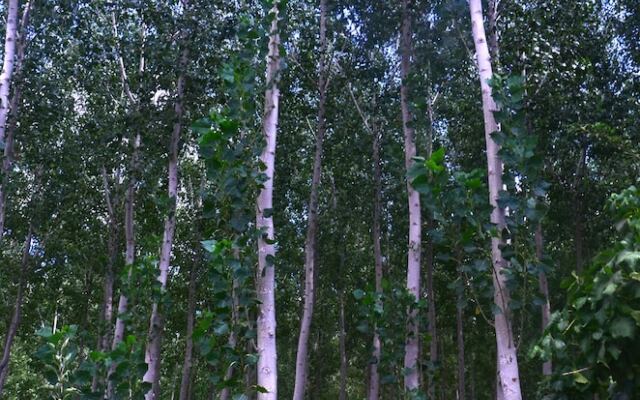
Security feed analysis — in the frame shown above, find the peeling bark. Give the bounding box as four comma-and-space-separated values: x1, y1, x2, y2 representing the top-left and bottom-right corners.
0, 0, 31, 240
255, 2, 281, 398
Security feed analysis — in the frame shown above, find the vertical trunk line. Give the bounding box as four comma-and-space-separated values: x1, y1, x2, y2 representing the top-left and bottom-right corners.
339, 291, 348, 400
456, 271, 466, 400
255, 2, 281, 398
0, 227, 32, 395
0, 0, 32, 240
467, 0, 522, 399
368, 120, 383, 400
143, 32, 190, 397
292, 0, 328, 398
179, 249, 198, 400
400, 0, 422, 391
536, 225, 552, 376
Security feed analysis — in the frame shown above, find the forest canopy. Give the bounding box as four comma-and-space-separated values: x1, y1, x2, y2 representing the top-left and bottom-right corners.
0, 0, 638, 399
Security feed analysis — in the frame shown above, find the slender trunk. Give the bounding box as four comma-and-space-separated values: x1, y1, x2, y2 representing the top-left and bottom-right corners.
179, 257, 198, 400
0, 228, 32, 395
536, 225, 552, 376
106, 133, 140, 397
100, 168, 118, 351
368, 123, 383, 400
487, 0, 499, 69
400, 0, 422, 391
143, 39, 190, 399
292, 1, 328, 398
574, 147, 586, 274
470, 358, 476, 400
456, 272, 466, 400
220, 265, 240, 400
0, 0, 19, 159
339, 292, 348, 400
0, 0, 31, 240
425, 90, 437, 398
426, 218, 437, 398
93, 208, 116, 390
468, 1, 522, 399
255, 2, 280, 398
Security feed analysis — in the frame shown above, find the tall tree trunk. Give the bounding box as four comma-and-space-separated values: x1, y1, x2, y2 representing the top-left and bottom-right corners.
100, 167, 119, 352
0, 228, 32, 395
106, 131, 141, 397
368, 122, 383, 400
108, 17, 147, 392
220, 268, 241, 400
338, 292, 348, 400
179, 255, 198, 400
93, 169, 119, 393
573, 146, 587, 274
426, 220, 437, 398
143, 35, 190, 398
0, 0, 31, 240
292, 1, 328, 398
255, 2, 281, 398
468, 1, 523, 399
456, 272, 466, 400
400, 0, 422, 391
536, 225, 552, 376
425, 80, 438, 400
487, 0, 499, 69
0, 0, 19, 163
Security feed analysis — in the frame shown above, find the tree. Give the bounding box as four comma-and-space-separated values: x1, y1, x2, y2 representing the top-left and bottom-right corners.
467, 0, 523, 398
399, 0, 422, 392
255, 1, 282, 398
292, 0, 329, 398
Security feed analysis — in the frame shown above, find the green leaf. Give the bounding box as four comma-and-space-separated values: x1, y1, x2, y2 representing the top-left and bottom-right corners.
610, 317, 636, 338
574, 372, 589, 384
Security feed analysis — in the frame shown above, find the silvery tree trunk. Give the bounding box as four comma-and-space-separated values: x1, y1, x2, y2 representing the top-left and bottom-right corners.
0, 0, 30, 240
292, 0, 328, 398
255, 2, 281, 398
400, 0, 422, 391
468, 0, 523, 398
0, 228, 31, 395
0, 0, 19, 158
143, 38, 190, 399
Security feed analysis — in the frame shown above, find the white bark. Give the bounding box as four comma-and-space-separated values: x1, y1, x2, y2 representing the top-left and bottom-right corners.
0, 0, 30, 240
0, 0, 19, 150
143, 41, 189, 398
468, 0, 523, 398
292, 1, 328, 398
255, 3, 280, 398
400, 0, 422, 391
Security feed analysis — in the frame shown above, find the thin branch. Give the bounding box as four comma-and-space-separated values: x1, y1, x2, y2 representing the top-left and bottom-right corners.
101, 166, 115, 222
347, 84, 372, 134
111, 12, 136, 105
